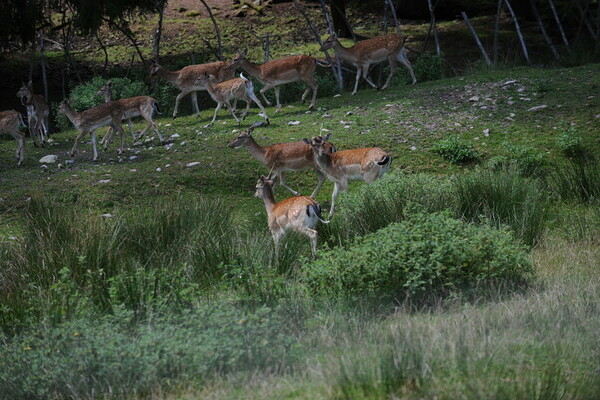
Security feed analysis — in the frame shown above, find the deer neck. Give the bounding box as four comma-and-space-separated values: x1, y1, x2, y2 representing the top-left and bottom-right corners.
239, 59, 263, 80
331, 41, 355, 62
244, 136, 267, 164
61, 104, 81, 126
157, 67, 181, 84
102, 90, 113, 103
261, 186, 276, 214
313, 151, 332, 174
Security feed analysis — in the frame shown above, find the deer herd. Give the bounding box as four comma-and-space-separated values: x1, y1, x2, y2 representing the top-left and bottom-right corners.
2, 33, 416, 256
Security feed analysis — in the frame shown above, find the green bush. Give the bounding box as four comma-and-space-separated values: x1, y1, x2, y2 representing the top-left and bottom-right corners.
413, 52, 446, 82
303, 211, 532, 298
555, 126, 584, 159
485, 143, 549, 176
54, 77, 148, 132
432, 136, 481, 164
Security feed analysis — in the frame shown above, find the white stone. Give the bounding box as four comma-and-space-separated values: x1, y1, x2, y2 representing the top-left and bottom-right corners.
528, 105, 548, 112
170, 133, 180, 138
483, 128, 490, 136
288, 121, 301, 125
468, 96, 480, 102
507, 101, 515, 105
98, 179, 111, 184
156, 167, 162, 172
100, 214, 113, 218
39, 154, 58, 163
186, 162, 201, 167
322, 113, 332, 118
333, 94, 341, 97
410, 146, 417, 151
129, 155, 138, 160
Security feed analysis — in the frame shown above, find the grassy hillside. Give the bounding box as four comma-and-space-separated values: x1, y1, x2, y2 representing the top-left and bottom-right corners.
1, 63, 600, 399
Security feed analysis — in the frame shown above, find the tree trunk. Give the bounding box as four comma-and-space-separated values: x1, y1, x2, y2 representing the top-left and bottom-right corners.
330, 0, 352, 38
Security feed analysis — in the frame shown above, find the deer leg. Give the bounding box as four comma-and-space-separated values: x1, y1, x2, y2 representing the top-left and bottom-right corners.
259, 86, 272, 106
240, 99, 251, 121
191, 91, 201, 116
100, 126, 113, 147
70, 130, 88, 158
310, 169, 326, 198
381, 57, 398, 91
306, 228, 318, 258
397, 48, 417, 85
110, 121, 126, 156
225, 101, 241, 125
272, 229, 284, 259
352, 67, 362, 95
361, 64, 379, 89
246, 90, 269, 123
90, 130, 99, 161
15, 134, 25, 166
173, 89, 190, 118
206, 102, 223, 127
274, 87, 282, 112
278, 172, 301, 196
329, 180, 347, 218
127, 118, 136, 141
308, 78, 318, 110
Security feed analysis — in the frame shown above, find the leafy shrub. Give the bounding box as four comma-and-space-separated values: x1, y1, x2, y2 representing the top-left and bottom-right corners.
432, 136, 481, 164
303, 211, 532, 298
413, 52, 446, 82
555, 126, 584, 158
486, 143, 549, 176
54, 77, 148, 132
453, 167, 549, 246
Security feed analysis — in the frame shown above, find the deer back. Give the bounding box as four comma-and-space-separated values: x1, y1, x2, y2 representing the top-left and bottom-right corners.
179, 61, 234, 88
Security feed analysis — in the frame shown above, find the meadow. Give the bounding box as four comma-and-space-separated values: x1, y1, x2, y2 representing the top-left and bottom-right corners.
1, 20, 600, 399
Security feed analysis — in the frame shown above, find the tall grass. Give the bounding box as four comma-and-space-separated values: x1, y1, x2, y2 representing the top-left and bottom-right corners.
550, 156, 600, 203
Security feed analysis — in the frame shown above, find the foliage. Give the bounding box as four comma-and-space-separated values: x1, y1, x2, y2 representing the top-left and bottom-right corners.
453, 167, 549, 246
413, 52, 447, 82
550, 157, 600, 203
432, 136, 481, 164
555, 126, 584, 159
303, 211, 532, 298
485, 143, 550, 177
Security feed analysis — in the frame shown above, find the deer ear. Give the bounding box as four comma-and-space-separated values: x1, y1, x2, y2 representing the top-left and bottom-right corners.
302, 138, 312, 145
107, 80, 113, 87
323, 132, 333, 141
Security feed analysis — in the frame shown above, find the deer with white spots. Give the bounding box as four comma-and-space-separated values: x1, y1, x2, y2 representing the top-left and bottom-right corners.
16, 81, 50, 147
0, 110, 26, 166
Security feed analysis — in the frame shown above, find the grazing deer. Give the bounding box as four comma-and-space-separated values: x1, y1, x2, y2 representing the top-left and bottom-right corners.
16, 81, 50, 147
148, 61, 234, 118
228, 51, 327, 112
194, 73, 269, 127
304, 134, 391, 218
96, 81, 165, 145
254, 174, 328, 258
320, 34, 416, 95
58, 100, 127, 161
0, 110, 26, 166
228, 121, 335, 198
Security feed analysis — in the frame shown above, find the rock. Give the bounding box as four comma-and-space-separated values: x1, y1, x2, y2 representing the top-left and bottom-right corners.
65, 159, 75, 164
333, 94, 341, 97
528, 105, 548, 112
165, 164, 172, 168
305, 111, 312, 114
322, 113, 332, 118
507, 101, 515, 105
180, 141, 186, 146
165, 143, 174, 150
288, 121, 301, 125
129, 169, 137, 172
129, 155, 138, 160
595, 114, 600, 119
40, 164, 48, 170
156, 167, 162, 172
98, 179, 111, 184
232, 129, 239, 133
321, 128, 330, 132
100, 214, 113, 218
385, 104, 394, 107
517, 87, 526, 93
468, 96, 480, 102
502, 80, 517, 86
345, 111, 354, 116
339, 120, 354, 124
186, 161, 201, 167
39, 154, 58, 163
170, 133, 180, 138
57, 163, 63, 169
343, 125, 351, 129
410, 146, 417, 151
483, 128, 490, 136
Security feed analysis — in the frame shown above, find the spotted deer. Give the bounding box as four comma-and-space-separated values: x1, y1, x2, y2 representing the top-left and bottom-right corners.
228, 121, 335, 198
0, 110, 26, 166
254, 174, 328, 258
304, 133, 392, 218
58, 100, 127, 161
148, 61, 234, 118
194, 73, 269, 127
228, 51, 328, 112
320, 33, 416, 95
96, 81, 165, 145
16, 81, 50, 147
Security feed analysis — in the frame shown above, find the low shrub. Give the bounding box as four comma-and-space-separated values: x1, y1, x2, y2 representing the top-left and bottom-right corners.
555, 126, 584, 159
550, 157, 600, 203
485, 143, 549, 176
432, 136, 481, 164
303, 211, 532, 299
413, 52, 447, 82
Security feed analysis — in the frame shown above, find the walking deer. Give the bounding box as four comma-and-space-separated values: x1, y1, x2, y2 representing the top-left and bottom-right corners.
228, 52, 328, 112
96, 81, 165, 145
58, 100, 127, 161
254, 174, 328, 258
228, 121, 335, 197
304, 134, 391, 218
16, 81, 50, 147
194, 73, 269, 127
148, 61, 234, 118
320, 33, 416, 95
0, 110, 26, 166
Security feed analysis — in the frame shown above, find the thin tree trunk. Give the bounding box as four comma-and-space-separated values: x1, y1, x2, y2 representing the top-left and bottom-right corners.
94, 31, 109, 72
575, 0, 598, 39
530, 0, 560, 60
199, 0, 223, 60
330, 0, 353, 38
385, 0, 402, 35
493, 0, 503, 64
461, 12, 492, 65
153, 0, 166, 63
427, 0, 441, 55
504, 0, 531, 64
319, 0, 344, 90
103, 18, 147, 67
262, 33, 270, 63
40, 38, 48, 102
548, 0, 570, 48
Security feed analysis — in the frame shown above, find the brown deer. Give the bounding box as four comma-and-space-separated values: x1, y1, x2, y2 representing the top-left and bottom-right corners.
148, 61, 234, 118
228, 121, 335, 198
58, 100, 127, 161
228, 51, 328, 112
304, 133, 391, 218
0, 110, 26, 166
254, 174, 328, 258
16, 81, 50, 147
320, 33, 416, 95
96, 81, 165, 145
194, 73, 269, 127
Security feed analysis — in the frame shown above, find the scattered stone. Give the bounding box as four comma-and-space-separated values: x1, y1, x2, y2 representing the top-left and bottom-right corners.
322, 113, 332, 118
57, 163, 63, 169
473, 137, 480, 141
517, 87, 526, 93
333, 94, 341, 97
40, 164, 48, 170
343, 125, 351, 129
144, 138, 153, 143
100, 214, 113, 219
502, 80, 517, 86
385, 104, 394, 107
339, 120, 354, 124
165, 123, 172, 127
507, 101, 515, 105
410, 146, 417, 151
170, 133, 180, 138
186, 161, 201, 167
321, 128, 330, 132
305, 110, 312, 114
165, 143, 174, 150
520, 97, 531, 101
39, 154, 58, 163
231, 129, 239, 133
595, 114, 600, 119
528, 105, 548, 112
156, 167, 162, 172
469, 96, 480, 102
483, 128, 490, 136
65, 160, 75, 164
165, 164, 172, 168
98, 179, 111, 184
180, 141, 186, 146
288, 121, 301, 125
129, 169, 137, 172
345, 111, 353, 116
129, 155, 138, 160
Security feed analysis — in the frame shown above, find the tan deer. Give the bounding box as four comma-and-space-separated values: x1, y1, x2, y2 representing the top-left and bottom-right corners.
16, 81, 50, 147
228, 121, 335, 198
228, 51, 327, 112
254, 174, 328, 258
304, 133, 392, 218
148, 61, 234, 118
320, 33, 416, 95
0, 110, 26, 166
96, 81, 165, 145
58, 100, 127, 161
194, 73, 269, 127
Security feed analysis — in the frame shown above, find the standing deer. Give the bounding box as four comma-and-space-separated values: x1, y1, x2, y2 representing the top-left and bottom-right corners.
228, 121, 335, 198
254, 174, 328, 258
0, 110, 26, 166
16, 81, 50, 147
194, 73, 269, 127
148, 61, 234, 118
320, 33, 416, 95
304, 134, 391, 218
58, 100, 127, 161
96, 81, 165, 145
228, 51, 327, 112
